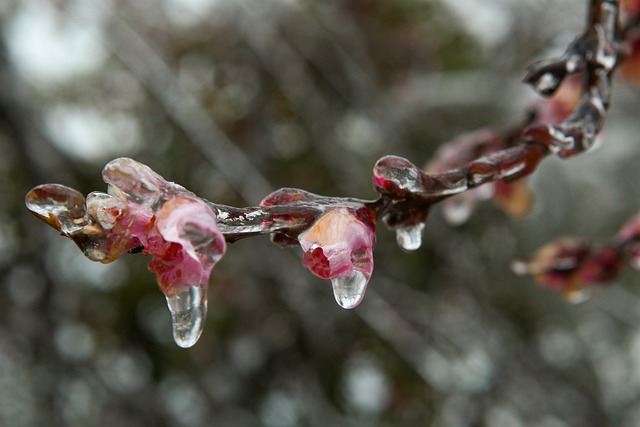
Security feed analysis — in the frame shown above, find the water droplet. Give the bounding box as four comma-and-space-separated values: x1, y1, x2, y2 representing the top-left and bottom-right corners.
165, 286, 208, 348
395, 223, 425, 252
331, 270, 370, 309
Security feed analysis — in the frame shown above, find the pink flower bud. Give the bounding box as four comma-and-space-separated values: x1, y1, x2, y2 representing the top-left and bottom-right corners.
139, 196, 226, 296
299, 207, 376, 308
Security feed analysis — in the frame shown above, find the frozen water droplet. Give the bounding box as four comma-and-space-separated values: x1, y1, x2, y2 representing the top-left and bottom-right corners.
165, 286, 208, 348
396, 223, 425, 252
331, 270, 370, 309
25, 184, 88, 234
535, 73, 560, 96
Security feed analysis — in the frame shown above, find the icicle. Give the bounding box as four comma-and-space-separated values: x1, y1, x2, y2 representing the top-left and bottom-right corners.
395, 223, 425, 252
165, 286, 208, 348
331, 270, 370, 309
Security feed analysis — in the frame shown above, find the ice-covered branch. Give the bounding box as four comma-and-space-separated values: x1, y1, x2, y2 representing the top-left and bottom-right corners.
25, 0, 638, 347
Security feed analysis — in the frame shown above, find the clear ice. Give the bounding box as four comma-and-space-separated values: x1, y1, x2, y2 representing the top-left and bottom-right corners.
165, 286, 208, 348
331, 270, 370, 309
25, 184, 88, 234
535, 73, 560, 95
395, 223, 425, 252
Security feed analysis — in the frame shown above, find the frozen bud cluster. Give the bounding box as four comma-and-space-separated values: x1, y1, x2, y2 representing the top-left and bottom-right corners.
26, 158, 226, 348
512, 239, 621, 303
514, 210, 640, 302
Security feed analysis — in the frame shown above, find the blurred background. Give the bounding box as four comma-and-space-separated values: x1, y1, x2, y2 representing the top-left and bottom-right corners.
2, 0, 640, 426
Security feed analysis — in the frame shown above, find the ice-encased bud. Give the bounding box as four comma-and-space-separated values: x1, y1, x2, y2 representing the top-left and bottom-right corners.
331, 270, 370, 309
25, 185, 141, 262
513, 238, 621, 302
298, 207, 376, 308
395, 223, 425, 252
373, 156, 423, 196
103, 157, 188, 209
25, 184, 88, 234
146, 197, 226, 295
165, 286, 208, 348
534, 72, 561, 96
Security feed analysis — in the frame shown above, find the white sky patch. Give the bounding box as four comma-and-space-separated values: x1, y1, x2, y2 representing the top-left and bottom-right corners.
6, 0, 108, 86
45, 104, 143, 164
440, 0, 512, 48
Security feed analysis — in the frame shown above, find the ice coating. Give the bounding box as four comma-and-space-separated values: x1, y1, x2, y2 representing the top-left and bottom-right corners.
102, 157, 178, 207
25, 184, 142, 262
424, 130, 536, 225
373, 156, 424, 196
298, 207, 376, 308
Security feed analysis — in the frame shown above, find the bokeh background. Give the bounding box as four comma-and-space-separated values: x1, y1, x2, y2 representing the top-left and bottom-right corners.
2, 0, 640, 426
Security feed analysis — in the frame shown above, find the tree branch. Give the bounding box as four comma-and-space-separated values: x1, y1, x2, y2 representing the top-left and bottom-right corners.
25, 0, 636, 347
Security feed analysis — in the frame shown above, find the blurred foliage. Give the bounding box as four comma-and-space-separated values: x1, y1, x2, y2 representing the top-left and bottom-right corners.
2, 0, 640, 426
